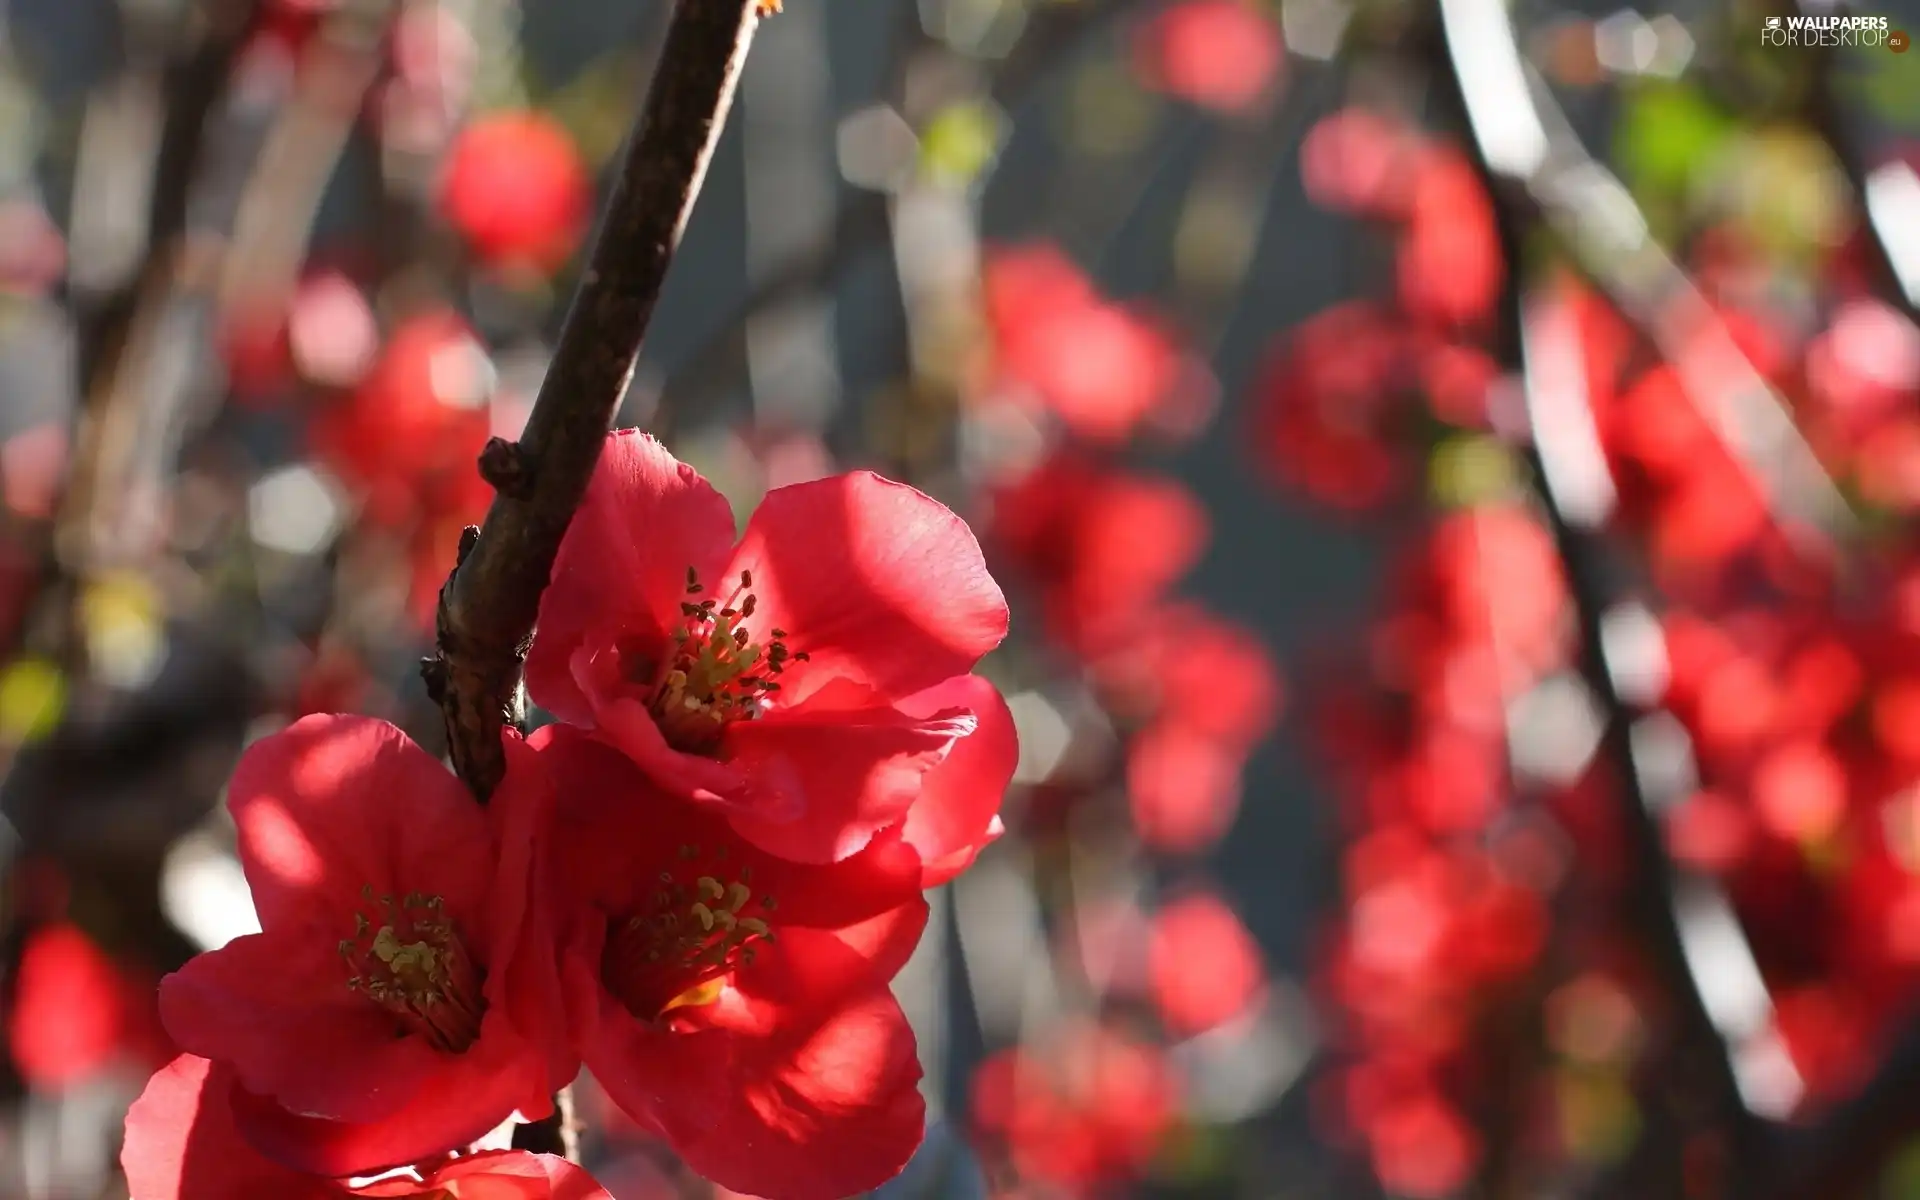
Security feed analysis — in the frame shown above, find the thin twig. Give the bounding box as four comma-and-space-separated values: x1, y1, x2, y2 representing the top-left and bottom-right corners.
430, 0, 761, 799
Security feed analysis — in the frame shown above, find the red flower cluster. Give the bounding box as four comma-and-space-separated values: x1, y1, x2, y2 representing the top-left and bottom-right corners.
124, 432, 1017, 1198
1255, 108, 1506, 512
969, 1019, 1180, 1191
1308, 505, 1565, 1194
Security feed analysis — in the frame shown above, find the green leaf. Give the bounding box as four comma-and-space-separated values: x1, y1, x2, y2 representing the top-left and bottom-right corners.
1614, 81, 1734, 205
0, 657, 64, 744
920, 101, 1006, 187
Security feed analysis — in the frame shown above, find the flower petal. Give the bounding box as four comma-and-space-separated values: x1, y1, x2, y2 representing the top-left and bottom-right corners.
897, 675, 1017, 887
121, 1055, 334, 1200
527, 430, 737, 725
159, 934, 433, 1124
731, 472, 1007, 703
722, 703, 976, 863
655, 982, 927, 1200
228, 1045, 538, 1179
228, 715, 493, 932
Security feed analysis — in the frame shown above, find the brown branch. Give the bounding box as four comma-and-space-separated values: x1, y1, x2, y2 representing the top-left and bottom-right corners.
430, 0, 763, 800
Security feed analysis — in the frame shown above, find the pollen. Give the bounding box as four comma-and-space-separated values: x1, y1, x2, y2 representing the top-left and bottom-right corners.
602, 842, 778, 1022
644, 568, 808, 754
339, 889, 485, 1053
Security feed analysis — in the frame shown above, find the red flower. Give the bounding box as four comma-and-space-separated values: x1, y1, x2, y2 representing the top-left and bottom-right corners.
9, 922, 166, 1089
123, 1054, 610, 1200
979, 245, 1203, 444
308, 310, 493, 527
970, 1020, 1178, 1187
985, 451, 1209, 658
439, 111, 592, 275
525, 430, 1010, 863
533, 726, 929, 1200
156, 715, 570, 1177
1252, 301, 1417, 511
1148, 891, 1266, 1035
898, 673, 1018, 886
1132, 0, 1283, 115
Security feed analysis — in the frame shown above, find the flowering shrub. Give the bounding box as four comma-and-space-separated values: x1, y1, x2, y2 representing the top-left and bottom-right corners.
120, 434, 1017, 1199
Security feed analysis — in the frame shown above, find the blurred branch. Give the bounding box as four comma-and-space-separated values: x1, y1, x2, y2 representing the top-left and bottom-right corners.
217, 1, 393, 322
1428, 0, 1852, 553
651, 0, 1160, 437
1756, 1023, 1920, 1199
429, 0, 763, 799
1795, 1, 1920, 321
26, 0, 261, 662
1429, 1, 1768, 1193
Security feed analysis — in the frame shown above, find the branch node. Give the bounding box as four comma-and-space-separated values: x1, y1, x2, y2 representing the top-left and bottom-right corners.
477, 437, 535, 499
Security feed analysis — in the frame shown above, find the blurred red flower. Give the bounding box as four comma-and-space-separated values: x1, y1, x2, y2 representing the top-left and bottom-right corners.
971, 1020, 1179, 1188
440, 111, 592, 275
1132, 0, 1283, 115
1148, 891, 1266, 1035
980, 245, 1203, 444
8, 922, 168, 1090
309, 309, 493, 527
986, 451, 1208, 658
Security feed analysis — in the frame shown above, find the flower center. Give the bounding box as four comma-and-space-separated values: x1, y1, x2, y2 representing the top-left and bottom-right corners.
641, 568, 807, 754
601, 842, 778, 1022
339, 888, 485, 1053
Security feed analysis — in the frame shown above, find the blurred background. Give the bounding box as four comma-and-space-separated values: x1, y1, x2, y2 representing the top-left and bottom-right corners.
2, 0, 1920, 1195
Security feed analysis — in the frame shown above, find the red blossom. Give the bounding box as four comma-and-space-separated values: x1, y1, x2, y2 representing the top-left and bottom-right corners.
308, 310, 494, 528
1132, 0, 1283, 115
1396, 148, 1503, 330
123, 1054, 610, 1200
979, 245, 1204, 444
1148, 891, 1266, 1035
8, 922, 167, 1090
155, 715, 570, 1177
531, 726, 929, 1200
985, 451, 1209, 658
1252, 301, 1417, 511
439, 111, 592, 275
970, 1020, 1179, 1188
1301, 108, 1425, 221
525, 430, 1011, 864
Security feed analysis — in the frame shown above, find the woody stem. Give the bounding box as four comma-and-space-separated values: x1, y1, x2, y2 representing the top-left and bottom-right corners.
428, 0, 765, 803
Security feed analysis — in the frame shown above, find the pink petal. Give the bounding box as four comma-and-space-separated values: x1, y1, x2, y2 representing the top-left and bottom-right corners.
897, 675, 1017, 886
121, 1055, 336, 1200
730, 473, 1007, 704
527, 431, 736, 725
159, 934, 435, 1124
722, 703, 976, 863
228, 714, 493, 931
